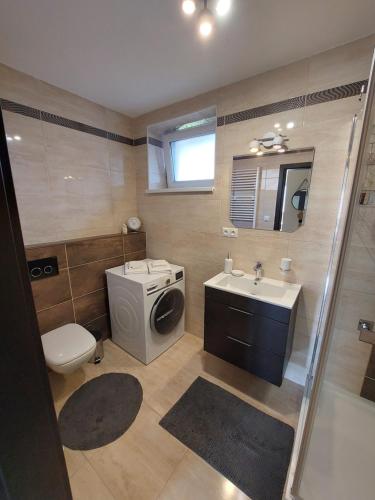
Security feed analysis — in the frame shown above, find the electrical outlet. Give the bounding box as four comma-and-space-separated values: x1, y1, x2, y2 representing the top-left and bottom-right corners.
222, 227, 238, 238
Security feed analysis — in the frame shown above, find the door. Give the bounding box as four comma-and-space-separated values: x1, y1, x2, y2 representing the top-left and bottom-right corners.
0, 109, 71, 499
292, 53, 375, 499
150, 288, 184, 334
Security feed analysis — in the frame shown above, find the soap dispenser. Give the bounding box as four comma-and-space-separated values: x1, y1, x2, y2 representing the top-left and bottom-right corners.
224, 252, 233, 274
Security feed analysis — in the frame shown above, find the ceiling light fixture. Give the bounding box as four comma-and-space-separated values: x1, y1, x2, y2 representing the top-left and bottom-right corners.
182, 0, 196, 15
216, 0, 231, 16
14, 135, 22, 141
182, 0, 231, 39
286, 121, 295, 129
6, 136, 13, 141
198, 4, 214, 38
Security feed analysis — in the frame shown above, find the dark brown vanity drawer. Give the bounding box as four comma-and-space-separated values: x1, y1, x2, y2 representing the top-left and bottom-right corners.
225, 305, 288, 356
204, 286, 291, 324
204, 331, 285, 386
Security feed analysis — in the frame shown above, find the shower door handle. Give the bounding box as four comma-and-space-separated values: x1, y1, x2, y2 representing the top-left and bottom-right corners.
358, 319, 375, 345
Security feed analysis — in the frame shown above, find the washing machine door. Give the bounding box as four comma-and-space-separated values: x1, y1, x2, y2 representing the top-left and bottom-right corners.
150, 287, 184, 335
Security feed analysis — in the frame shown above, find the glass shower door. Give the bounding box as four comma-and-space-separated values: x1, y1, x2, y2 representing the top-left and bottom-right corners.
293, 52, 375, 500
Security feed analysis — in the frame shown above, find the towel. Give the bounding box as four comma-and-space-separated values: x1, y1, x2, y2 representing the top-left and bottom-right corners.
148, 259, 172, 274
124, 260, 148, 275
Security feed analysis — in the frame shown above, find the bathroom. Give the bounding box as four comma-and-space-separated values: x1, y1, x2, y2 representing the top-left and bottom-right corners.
1, 1, 375, 499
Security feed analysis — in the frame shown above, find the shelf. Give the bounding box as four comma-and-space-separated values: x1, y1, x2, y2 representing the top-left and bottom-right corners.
145, 187, 215, 194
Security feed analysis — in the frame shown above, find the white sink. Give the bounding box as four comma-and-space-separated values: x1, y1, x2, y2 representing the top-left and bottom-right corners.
204, 272, 301, 309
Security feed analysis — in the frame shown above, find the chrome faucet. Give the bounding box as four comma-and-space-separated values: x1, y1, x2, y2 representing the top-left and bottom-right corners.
253, 261, 263, 281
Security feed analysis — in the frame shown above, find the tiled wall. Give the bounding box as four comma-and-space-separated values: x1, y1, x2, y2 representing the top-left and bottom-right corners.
1, 34, 375, 387
0, 63, 137, 245
25, 232, 146, 338
133, 35, 375, 385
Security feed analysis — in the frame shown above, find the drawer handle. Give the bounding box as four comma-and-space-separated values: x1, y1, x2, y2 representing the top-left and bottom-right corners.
228, 306, 253, 316
227, 335, 252, 348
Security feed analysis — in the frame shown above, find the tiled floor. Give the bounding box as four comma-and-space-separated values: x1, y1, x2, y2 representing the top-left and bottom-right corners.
49, 334, 304, 500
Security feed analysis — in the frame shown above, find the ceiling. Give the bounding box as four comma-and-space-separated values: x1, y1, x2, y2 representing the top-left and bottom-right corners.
0, 0, 374, 117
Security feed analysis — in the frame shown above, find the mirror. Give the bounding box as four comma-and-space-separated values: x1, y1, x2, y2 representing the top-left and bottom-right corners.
230, 149, 314, 232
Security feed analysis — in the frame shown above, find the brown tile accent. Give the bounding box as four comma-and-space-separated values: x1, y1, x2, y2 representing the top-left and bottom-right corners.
70, 256, 124, 299
37, 300, 75, 334
365, 347, 375, 380
84, 314, 111, 341
31, 269, 71, 312
66, 235, 123, 267
26, 231, 146, 339
25, 243, 67, 269
74, 289, 107, 325
361, 377, 375, 402
123, 232, 146, 254
125, 250, 147, 262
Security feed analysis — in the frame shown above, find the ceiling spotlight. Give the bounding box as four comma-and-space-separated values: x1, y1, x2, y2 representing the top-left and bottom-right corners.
249, 139, 260, 153
216, 0, 231, 16
274, 123, 280, 129
14, 135, 21, 141
6, 136, 13, 142
182, 0, 196, 15
286, 121, 295, 129
198, 6, 214, 38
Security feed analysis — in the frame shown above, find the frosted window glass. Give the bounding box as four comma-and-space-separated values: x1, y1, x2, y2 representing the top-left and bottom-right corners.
171, 134, 215, 182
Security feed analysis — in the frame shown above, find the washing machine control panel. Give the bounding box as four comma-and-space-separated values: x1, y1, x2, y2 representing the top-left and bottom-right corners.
145, 268, 184, 295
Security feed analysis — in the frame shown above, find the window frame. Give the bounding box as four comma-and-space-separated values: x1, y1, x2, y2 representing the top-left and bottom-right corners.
163, 122, 216, 189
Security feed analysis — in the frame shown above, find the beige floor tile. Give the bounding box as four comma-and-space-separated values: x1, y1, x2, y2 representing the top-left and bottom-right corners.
52, 334, 303, 499
69, 461, 115, 500
158, 451, 249, 500
85, 401, 187, 500
63, 447, 87, 478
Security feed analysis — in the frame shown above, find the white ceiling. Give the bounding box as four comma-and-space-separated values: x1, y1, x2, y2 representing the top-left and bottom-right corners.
0, 0, 374, 117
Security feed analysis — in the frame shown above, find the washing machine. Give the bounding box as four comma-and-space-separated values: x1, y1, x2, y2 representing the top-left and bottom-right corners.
106, 263, 185, 364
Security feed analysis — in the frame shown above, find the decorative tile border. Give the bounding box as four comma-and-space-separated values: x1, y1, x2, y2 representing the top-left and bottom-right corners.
133, 136, 147, 146
218, 79, 367, 126
0, 79, 368, 147
148, 136, 163, 148
0, 97, 134, 145
41, 111, 108, 139
1, 98, 41, 119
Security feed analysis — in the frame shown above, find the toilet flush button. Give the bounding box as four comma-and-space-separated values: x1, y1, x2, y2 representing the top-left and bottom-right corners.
44, 265, 53, 274
30, 267, 42, 278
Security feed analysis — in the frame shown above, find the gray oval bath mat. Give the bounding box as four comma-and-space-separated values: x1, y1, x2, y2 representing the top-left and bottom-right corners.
58, 373, 143, 450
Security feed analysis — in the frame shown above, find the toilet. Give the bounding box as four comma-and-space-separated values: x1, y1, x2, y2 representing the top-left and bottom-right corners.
41, 323, 96, 374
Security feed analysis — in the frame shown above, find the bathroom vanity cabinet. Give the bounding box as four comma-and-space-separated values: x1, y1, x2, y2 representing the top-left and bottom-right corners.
204, 286, 299, 386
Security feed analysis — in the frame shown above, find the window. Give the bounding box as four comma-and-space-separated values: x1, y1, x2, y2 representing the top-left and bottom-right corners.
147, 107, 216, 192
164, 124, 216, 189
170, 133, 215, 183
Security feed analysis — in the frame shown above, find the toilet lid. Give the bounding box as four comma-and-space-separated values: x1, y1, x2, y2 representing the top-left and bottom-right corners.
41, 323, 96, 366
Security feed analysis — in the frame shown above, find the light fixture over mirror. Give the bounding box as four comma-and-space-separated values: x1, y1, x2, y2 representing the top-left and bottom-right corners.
249, 131, 289, 154
181, 0, 232, 39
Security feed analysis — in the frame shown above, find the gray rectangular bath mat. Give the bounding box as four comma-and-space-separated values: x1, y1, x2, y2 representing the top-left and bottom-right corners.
159, 377, 294, 500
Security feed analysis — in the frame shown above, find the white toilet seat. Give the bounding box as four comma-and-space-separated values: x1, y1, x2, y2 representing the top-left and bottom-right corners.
41, 323, 96, 374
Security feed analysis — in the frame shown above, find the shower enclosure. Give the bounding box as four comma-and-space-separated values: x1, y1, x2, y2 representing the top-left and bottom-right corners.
290, 50, 375, 499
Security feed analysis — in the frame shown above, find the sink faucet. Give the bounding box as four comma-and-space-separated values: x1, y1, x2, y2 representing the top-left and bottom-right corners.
253, 261, 263, 281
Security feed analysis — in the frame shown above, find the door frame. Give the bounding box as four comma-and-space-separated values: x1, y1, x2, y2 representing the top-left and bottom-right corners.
0, 108, 71, 499
273, 162, 312, 231
290, 51, 375, 498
